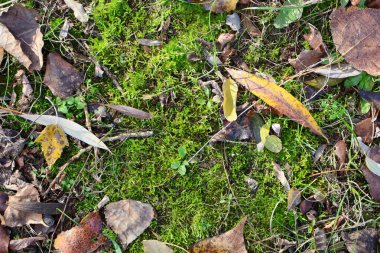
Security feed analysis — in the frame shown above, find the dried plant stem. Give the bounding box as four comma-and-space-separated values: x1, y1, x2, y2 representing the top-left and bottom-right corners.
103, 131, 153, 142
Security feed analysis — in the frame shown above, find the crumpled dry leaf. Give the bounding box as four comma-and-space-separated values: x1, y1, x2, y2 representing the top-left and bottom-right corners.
15, 70, 33, 111
334, 140, 347, 170
312, 64, 361, 79
287, 188, 301, 210
9, 236, 45, 251
217, 33, 235, 49
241, 10, 261, 37
223, 78, 238, 122
0, 225, 9, 253
304, 24, 326, 53
63, 0, 89, 23
212, 116, 253, 142
342, 228, 379, 253
43, 53, 84, 99
105, 200, 154, 250
331, 7, 380, 76
4, 184, 45, 227
189, 216, 247, 253
54, 212, 107, 253
362, 165, 380, 202
142, 240, 173, 253
226, 13, 240, 31
0, 4, 43, 72
35, 124, 69, 167
273, 162, 290, 191
289, 50, 324, 72
359, 90, 380, 111
355, 118, 374, 144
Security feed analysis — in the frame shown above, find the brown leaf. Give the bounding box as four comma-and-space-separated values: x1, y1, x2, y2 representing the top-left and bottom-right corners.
289, 50, 324, 72
9, 236, 45, 251
0, 4, 43, 72
359, 90, 380, 111
355, 118, 374, 143
299, 199, 314, 215
189, 0, 238, 13
331, 7, 380, 76
188, 216, 247, 253
216, 33, 235, 49
342, 228, 379, 253
104, 200, 154, 250
0, 225, 9, 253
105, 104, 153, 119
314, 228, 327, 252
241, 11, 261, 37
4, 184, 45, 227
362, 165, 380, 202
54, 212, 107, 253
15, 70, 33, 111
142, 240, 173, 253
211, 115, 253, 142
334, 140, 347, 170
273, 162, 290, 192
304, 24, 326, 53
287, 188, 301, 211
43, 53, 83, 99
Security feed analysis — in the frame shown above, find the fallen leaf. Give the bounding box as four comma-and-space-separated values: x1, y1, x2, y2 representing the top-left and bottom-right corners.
0, 225, 9, 253
313, 144, 327, 163
331, 7, 380, 76
226, 13, 240, 31
342, 228, 379, 253
365, 146, 380, 177
273, 162, 290, 191
264, 135, 282, 153
355, 118, 374, 143
305, 76, 343, 89
217, 33, 235, 49
105, 104, 153, 119
359, 90, 380, 111
15, 70, 33, 111
43, 53, 84, 99
299, 199, 314, 215
63, 0, 89, 23
312, 64, 361, 79
142, 240, 173, 253
249, 113, 265, 142
35, 124, 69, 167
205, 51, 223, 66
4, 184, 45, 227
314, 228, 327, 252
272, 123, 281, 136
241, 11, 261, 37
0, 4, 43, 72
105, 200, 154, 250
223, 78, 238, 122
274, 0, 303, 29
9, 236, 45, 251
361, 165, 380, 202
212, 117, 252, 142
226, 68, 326, 139
287, 188, 301, 210
59, 18, 70, 39
19, 114, 109, 151
304, 24, 325, 53
189, 0, 238, 13
137, 39, 163, 47
54, 212, 107, 253
188, 216, 247, 253
289, 50, 324, 72
334, 140, 347, 170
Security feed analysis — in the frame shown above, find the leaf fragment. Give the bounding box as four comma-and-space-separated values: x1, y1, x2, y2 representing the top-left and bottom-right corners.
304, 24, 325, 53
287, 188, 301, 210
137, 39, 163, 47
189, 0, 238, 13
226, 68, 326, 139
143, 240, 173, 253
35, 124, 69, 167
312, 64, 361, 79
63, 0, 89, 23
222, 78, 238, 122
105, 104, 153, 119
273, 162, 290, 192
264, 135, 282, 153
226, 13, 240, 32
9, 237, 45, 251
355, 118, 374, 143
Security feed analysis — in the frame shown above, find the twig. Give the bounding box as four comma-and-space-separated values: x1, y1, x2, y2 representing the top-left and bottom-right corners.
103, 131, 153, 142
100, 65, 124, 93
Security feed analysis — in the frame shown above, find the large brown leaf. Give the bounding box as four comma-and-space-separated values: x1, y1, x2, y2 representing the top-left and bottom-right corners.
104, 200, 154, 250
189, 216, 247, 253
331, 7, 380, 76
226, 68, 326, 139
0, 4, 43, 72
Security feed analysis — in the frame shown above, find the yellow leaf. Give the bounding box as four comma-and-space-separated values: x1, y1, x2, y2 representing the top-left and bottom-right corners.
222, 78, 238, 122
226, 68, 327, 140
35, 124, 69, 167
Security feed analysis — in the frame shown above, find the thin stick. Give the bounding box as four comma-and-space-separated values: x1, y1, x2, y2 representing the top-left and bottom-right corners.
100, 65, 124, 93
103, 131, 153, 142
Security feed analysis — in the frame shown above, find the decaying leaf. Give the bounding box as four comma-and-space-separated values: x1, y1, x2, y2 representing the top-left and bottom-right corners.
355, 118, 374, 144
43, 53, 83, 99
304, 24, 325, 53
273, 162, 290, 191
313, 144, 327, 163
223, 78, 238, 122
313, 64, 361, 79
305, 76, 343, 89
226, 68, 326, 139
189, 216, 247, 253
342, 228, 379, 253
105, 200, 154, 250
361, 165, 380, 202
35, 124, 69, 167
359, 90, 380, 111
212, 114, 253, 142
274, 0, 303, 29
0, 4, 43, 72
9, 236, 45, 251
189, 0, 238, 13
4, 184, 45, 227
54, 212, 107, 253
241, 11, 261, 37
0, 225, 9, 253
142, 240, 173, 253
287, 188, 301, 210
289, 50, 324, 72
331, 7, 380, 76
59, 18, 70, 39
19, 114, 109, 151
105, 104, 153, 119
137, 39, 163, 47
226, 13, 240, 32
314, 228, 327, 252
334, 140, 347, 170
217, 33, 235, 49
63, 0, 89, 23
15, 70, 33, 111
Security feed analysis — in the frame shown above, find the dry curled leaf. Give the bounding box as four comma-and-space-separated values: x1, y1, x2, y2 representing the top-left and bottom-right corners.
223, 78, 238, 122
331, 7, 380, 76
289, 50, 324, 72
63, 0, 89, 23
241, 11, 261, 37
15, 70, 33, 111
355, 118, 374, 144
287, 188, 301, 210
142, 240, 173, 253
312, 63, 361, 79
226, 68, 326, 139
105, 104, 153, 119
43, 53, 84, 99
189, 216, 247, 253
304, 24, 325, 53
4, 184, 45, 227
0, 225, 9, 253
54, 212, 107, 253
362, 165, 380, 202
0, 4, 43, 72
334, 140, 347, 170
9, 236, 45, 251
273, 162, 290, 191
35, 124, 69, 167
105, 200, 154, 250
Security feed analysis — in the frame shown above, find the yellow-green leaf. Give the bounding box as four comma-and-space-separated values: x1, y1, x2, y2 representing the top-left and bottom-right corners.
35, 124, 69, 167
226, 68, 327, 140
222, 78, 238, 122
